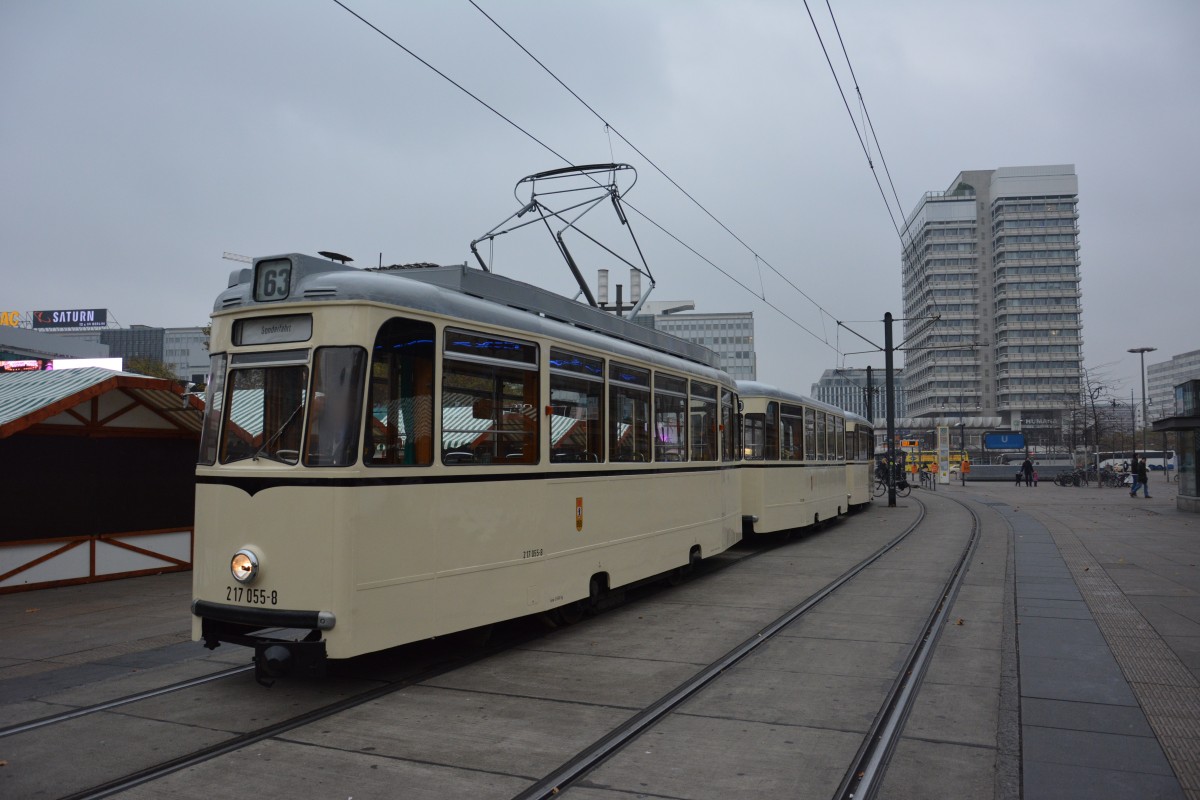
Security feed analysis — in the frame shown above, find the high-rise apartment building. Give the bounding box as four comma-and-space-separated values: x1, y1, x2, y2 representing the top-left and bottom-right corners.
901, 165, 1082, 441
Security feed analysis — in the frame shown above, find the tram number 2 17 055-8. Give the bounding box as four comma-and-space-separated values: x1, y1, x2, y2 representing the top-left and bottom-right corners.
227, 586, 279, 606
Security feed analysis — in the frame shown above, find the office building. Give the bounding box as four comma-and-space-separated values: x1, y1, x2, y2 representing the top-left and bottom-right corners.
634, 302, 757, 381
1148, 349, 1200, 421
900, 165, 1082, 445
810, 368, 906, 422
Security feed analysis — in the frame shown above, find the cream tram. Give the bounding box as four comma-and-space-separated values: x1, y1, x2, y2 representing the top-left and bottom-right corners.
737, 382, 871, 535
844, 414, 875, 510
192, 253, 743, 681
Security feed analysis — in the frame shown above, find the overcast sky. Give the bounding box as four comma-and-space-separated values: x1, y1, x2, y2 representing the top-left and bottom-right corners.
3, 1, 1196, 397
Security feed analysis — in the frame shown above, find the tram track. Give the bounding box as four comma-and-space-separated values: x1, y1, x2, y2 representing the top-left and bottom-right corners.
511, 494, 980, 800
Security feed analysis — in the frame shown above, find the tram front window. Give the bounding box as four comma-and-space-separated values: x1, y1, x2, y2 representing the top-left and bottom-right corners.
304, 346, 367, 467
221, 364, 309, 464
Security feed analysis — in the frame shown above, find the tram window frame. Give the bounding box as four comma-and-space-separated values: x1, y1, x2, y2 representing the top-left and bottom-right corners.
804, 408, 817, 461
654, 373, 689, 462
197, 352, 227, 466
743, 413, 765, 460
834, 416, 845, 460
780, 404, 804, 461
441, 328, 540, 466
609, 361, 651, 463
549, 348, 604, 464
720, 389, 738, 462
220, 361, 309, 465
303, 346, 367, 467
364, 318, 435, 467
690, 380, 718, 462
816, 411, 827, 460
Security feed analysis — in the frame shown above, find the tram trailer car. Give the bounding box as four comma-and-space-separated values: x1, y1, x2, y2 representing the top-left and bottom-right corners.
844, 416, 875, 510
738, 383, 872, 535
192, 253, 745, 682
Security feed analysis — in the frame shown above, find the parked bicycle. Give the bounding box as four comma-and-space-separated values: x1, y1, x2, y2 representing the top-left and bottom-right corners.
873, 476, 911, 498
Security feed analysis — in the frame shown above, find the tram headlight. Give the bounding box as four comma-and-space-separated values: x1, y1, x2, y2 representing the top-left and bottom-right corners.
230, 548, 260, 584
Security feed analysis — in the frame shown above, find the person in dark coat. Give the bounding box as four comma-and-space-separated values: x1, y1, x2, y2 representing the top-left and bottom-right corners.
1021, 456, 1034, 487
1131, 456, 1151, 498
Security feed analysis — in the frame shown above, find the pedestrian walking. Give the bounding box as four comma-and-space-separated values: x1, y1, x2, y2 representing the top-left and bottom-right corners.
1130, 457, 1151, 498
1033, 469, 1038, 487
1021, 456, 1034, 487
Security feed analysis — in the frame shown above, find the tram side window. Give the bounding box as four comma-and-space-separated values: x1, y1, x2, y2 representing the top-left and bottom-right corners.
549, 348, 604, 463
804, 408, 817, 461
744, 414, 765, 460
763, 401, 779, 460
721, 390, 738, 462
654, 373, 688, 462
442, 330, 539, 465
780, 405, 804, 460
198, 352, 227, 465
610, 362, 651, 462
690, 381, 718, 462
834, 416, 845, 460
304, 346, 367, 467
221, 360, 309, 465
364, 318, 435, 466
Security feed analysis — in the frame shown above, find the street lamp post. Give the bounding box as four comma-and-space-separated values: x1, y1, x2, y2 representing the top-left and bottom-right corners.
1128, 347, 1156, 455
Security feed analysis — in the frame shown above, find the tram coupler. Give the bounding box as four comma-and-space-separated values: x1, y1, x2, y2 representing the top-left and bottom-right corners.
253, 638, 327, 686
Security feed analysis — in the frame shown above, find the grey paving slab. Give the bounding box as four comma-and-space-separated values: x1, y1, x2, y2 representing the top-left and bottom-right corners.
1, 712, 230, 798
1020, 651, 1139, 706
1022, 697, 1156, 737
583, 712, 861, 799
1023, 760, 1186, 800
1018, 600, 1095, 620
678, 666, 893, 732
922, 642, 1003, 689
116, 737, 531, 800
1024, 725, 1176, 775
744, 634, 911, 680
284, 685, 632, 777
902, 679, 999, 747
1017, 616, 1110, 653
878, 737, 998, 799
422, 646, 699, 707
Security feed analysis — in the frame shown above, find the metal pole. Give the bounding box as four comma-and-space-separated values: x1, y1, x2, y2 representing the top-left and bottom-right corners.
885, 313, 896, 508
1128, 346, 1156, 456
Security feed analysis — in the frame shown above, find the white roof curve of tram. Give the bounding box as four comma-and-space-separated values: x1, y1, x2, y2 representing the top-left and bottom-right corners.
217, 261, 735, 390
736, 379, 869, 424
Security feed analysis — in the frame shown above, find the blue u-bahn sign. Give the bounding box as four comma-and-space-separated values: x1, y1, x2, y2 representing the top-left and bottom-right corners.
984, 432, 1025, 450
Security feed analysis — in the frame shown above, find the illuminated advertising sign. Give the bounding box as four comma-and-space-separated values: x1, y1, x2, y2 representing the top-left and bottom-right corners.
1, 359, 47, 372
50, 358, 123, 371
32, 308, 108, 329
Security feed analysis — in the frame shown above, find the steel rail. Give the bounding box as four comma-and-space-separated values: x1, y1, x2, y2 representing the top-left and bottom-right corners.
511, 501, 929, 800
834, 498, 981, 800
0, 664, 254, 739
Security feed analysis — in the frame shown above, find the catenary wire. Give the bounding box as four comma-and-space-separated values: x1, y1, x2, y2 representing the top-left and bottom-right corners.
331, 0, 843, 353
467, 0, 841, 331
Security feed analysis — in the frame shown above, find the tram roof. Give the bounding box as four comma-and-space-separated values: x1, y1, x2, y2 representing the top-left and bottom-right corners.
736, 379, 867, 423
217, 254, 731, 384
